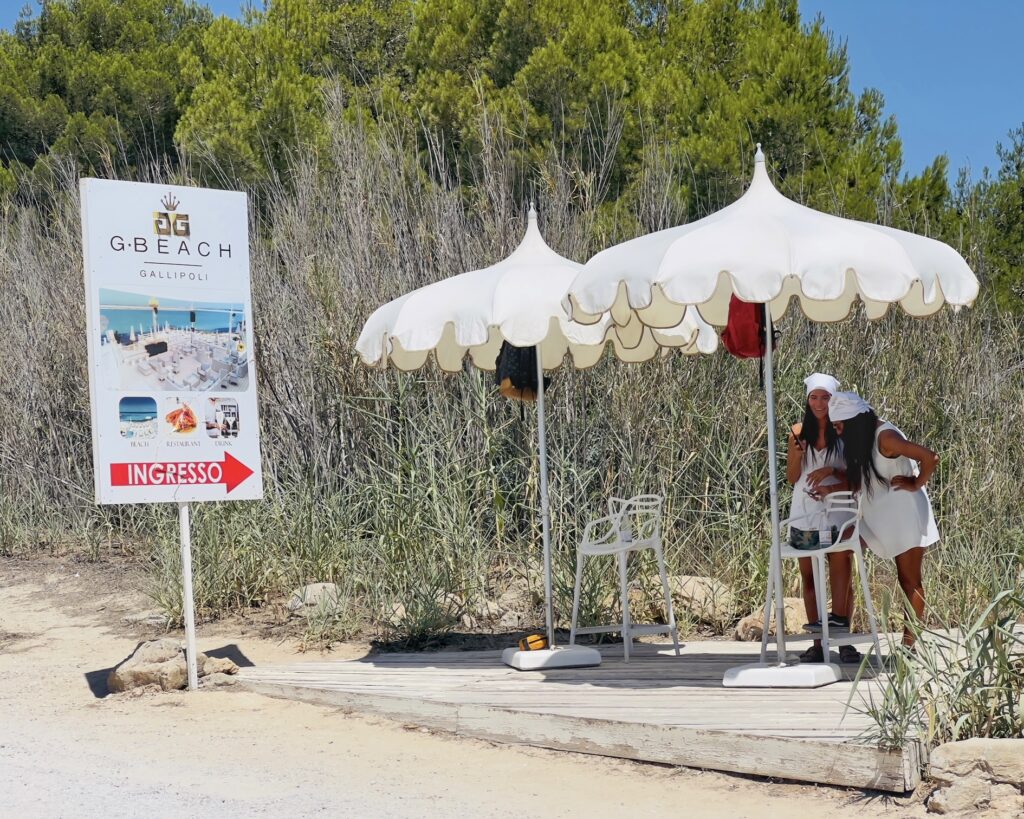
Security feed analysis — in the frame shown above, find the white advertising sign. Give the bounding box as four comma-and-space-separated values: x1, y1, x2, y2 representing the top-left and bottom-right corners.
81, 179, 263, 504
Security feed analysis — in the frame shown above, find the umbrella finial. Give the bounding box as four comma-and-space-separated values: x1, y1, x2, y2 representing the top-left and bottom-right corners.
528, 201, 537, 222
746, 142, 772, 193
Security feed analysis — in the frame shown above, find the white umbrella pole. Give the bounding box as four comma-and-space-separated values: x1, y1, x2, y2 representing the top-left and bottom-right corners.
724, 312, 839, 685
499, 350, 599, 671
535, 346, 555, 647
762, 311, 787, 664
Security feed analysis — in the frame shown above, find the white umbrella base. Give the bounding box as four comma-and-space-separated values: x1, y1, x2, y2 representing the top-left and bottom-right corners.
722, 661, 841, 688
502, 645, 602, 671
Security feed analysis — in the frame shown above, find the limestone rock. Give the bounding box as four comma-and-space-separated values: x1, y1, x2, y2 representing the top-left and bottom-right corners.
499, 610, 524, 629
434, 591, 465, 614
201, 656, 238, 676
733, 598, 806, 641
386, 603, 407, 627
200, 672, 239, 688
628, 587, 666, 623
927, 773, 992, 814
989, 783, 1024, 818
930, 738, 1024, 785
122, 683, 163, 698
286, 583, 339, 612
927, 739, 1024, 816
668, 575, 736, 624
473, 600, 501, 621
496, 584, 532, 617
108, 639, 207, 693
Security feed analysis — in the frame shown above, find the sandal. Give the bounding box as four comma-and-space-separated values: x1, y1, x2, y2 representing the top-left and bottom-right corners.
839, 644, 863, 664
798, 644, 824, 663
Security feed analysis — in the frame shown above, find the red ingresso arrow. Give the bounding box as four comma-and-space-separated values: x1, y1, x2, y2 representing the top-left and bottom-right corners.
110, 452, 254, 494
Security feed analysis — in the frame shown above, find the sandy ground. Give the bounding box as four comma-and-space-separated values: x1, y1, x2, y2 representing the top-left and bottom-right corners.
0, 557, 928, 818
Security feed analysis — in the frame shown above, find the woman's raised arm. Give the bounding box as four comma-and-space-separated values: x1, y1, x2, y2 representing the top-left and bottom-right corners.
878, 429, 939, 491
786, 423, 805, 485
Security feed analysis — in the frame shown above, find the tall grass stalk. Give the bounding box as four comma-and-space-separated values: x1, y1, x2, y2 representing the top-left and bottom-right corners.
853, 585, 1024, 751
0, 91, 1019, 649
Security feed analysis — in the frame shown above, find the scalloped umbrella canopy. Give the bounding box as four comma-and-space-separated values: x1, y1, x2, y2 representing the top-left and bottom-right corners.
356, 206, 716, 653
567, 146, 979, 328
356, 207, 718, 372
566, 147, 979, 680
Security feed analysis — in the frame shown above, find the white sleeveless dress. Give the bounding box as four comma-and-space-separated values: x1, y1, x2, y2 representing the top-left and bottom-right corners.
858, 422, 939, 559
789, 442, 846, 532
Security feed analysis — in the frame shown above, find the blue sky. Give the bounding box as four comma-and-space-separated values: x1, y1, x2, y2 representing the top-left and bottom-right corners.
99, 288, 243, 312
3, 0, 1020, 180
800, 1, 1022, 179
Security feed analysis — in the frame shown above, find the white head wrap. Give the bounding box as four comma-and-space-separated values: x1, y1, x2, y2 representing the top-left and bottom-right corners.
828, 391, 872, 422
804, 372, 840, 396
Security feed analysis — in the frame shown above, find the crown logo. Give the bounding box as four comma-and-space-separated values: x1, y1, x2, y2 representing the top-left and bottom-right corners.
160, 192, 180, 211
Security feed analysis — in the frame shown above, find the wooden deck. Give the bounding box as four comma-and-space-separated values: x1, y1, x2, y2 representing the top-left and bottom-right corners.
237, 640, 921, 793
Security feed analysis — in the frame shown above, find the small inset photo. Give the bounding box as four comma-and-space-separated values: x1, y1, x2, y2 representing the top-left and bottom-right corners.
162, 396, 199, 437
204, 397, 240, 439
118, 396, 157, 440
97, 288, 250, 393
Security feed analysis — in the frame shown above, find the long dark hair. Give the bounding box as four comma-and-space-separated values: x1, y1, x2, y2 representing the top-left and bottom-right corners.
799, 401, 841, 463
837, 410, 886, 493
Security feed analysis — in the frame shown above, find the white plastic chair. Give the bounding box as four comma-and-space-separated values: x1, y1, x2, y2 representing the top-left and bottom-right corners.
569, 494, 680, 662
771, 491, 883, 667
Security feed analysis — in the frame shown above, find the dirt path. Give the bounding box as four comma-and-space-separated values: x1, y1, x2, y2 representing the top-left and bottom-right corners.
0, 557, 925, 818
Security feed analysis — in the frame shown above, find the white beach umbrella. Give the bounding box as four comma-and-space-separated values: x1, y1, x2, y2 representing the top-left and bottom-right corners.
357, 206, 717, 655
358, 206, 716, 373
567, 146, 980, 685
569, 145, 978, 327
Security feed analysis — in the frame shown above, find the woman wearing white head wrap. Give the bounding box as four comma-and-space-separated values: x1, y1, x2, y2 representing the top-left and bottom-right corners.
827, 392, 939, 647
785, 373, 860, 664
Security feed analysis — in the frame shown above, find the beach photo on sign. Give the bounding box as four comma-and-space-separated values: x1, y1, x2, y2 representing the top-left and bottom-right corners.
204, 397, 239, 438
118, 396, 157, 440
97, 288, 249, 392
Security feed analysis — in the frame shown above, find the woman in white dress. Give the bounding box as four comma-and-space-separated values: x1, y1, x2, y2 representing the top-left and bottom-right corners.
827, 392, 939, 647
786, 373, 859, 664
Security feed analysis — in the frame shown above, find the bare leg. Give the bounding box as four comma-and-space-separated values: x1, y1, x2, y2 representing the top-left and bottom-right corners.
798, 556, 822, 650
827, 551, 854, 619
799, 556, 817, 621
894, 546, 926, 646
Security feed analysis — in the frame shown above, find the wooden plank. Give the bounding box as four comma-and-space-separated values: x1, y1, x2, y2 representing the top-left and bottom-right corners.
239, 676, 918, 792
454, 704, 916, 792
235, 640, 917, 792
240, 680, 462, 732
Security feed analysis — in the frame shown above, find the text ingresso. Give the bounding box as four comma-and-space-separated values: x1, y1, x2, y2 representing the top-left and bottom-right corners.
123, 461, 222, 485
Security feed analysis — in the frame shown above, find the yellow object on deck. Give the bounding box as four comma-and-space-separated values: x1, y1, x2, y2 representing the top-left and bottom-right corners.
518, 634, 548, 651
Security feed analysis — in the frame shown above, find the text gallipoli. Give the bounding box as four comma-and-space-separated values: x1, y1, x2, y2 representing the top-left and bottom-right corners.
108, 235, 233, 283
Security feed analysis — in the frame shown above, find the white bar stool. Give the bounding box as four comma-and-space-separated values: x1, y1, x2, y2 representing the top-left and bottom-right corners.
770, 491, 883, 668
569, 494, 680, 662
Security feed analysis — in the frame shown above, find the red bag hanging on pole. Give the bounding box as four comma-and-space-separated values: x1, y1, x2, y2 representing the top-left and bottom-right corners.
721, 295, 775, 359
721, 296, 778, 390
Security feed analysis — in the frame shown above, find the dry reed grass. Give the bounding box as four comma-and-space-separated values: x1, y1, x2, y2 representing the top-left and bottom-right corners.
0, 95, 1019, 654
